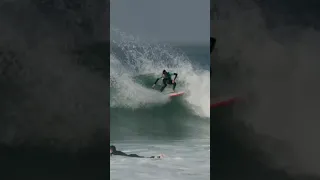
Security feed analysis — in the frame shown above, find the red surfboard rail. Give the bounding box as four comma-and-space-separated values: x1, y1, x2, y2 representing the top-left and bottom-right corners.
210, 36, 241, 109
210, 97, 239, 108
169, 92, 185, 97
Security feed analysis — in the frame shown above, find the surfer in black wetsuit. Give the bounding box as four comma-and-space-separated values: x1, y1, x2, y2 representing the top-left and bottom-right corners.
152, 70, 178, 92
110, 145, 162, 158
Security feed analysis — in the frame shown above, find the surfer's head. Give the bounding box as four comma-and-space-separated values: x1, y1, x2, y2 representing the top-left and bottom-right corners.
162, 70, 167, 74
110, 145, 116, 153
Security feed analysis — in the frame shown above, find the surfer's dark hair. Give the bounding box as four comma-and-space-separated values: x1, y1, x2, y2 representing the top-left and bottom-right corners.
162, 70, 167, 74
110, 145, 116, 151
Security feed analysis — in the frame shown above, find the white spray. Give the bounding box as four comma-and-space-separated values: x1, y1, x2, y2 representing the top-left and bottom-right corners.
110, 28, 210, 117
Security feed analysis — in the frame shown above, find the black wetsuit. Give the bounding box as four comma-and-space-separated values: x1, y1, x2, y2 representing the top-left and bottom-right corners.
110, 150, 158, 158
154, 72, 178, 92
110, 145, 161, 158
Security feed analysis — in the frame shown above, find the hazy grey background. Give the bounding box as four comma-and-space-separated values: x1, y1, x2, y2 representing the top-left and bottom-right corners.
111, 0, 210, 44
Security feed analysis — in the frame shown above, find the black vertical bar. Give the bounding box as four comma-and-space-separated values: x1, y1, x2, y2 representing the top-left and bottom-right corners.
210, 37, 216, 75
210, 37, 216, 54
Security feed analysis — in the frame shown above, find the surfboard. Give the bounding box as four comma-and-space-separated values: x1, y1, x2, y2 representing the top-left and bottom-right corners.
168, 91, 184, 97
210, 97, 238, 108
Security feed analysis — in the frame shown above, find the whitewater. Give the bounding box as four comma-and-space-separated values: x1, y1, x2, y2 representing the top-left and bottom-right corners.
110, 28, 210, 118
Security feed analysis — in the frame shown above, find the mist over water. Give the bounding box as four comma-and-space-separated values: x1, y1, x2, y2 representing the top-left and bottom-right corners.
213, 0, 320, 178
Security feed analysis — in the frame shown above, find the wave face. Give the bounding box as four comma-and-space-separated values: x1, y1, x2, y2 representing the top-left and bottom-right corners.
110, 28, 210, 140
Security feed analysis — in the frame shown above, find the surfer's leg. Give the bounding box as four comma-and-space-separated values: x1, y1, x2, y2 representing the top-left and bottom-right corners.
172, 82, 176, 91
160, 83, 167, 92
160, 79, 168, 92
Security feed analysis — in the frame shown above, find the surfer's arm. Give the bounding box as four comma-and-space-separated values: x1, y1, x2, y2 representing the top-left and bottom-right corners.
127, 154, 160, 158
112, 151, 128, 156
113, 151, 144, 158
173, 73, 178, 80
115, 152, 145, 158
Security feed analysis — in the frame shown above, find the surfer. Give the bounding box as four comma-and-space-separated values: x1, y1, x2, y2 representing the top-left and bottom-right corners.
152, 70, 178, 92
110, 145, 163, 158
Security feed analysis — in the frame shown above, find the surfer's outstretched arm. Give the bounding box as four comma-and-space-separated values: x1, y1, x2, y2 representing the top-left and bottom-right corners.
113, 152, 157, 158
171, 73, 178, 81
110, 145, 163, 159
112, 151, 143, 158
128, 154, 163, 159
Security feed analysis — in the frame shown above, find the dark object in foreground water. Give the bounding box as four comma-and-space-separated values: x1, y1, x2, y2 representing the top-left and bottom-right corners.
110, 145, 162, 159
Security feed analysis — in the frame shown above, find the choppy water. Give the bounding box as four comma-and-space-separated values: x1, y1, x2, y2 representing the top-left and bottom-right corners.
110, 139, 210, 180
